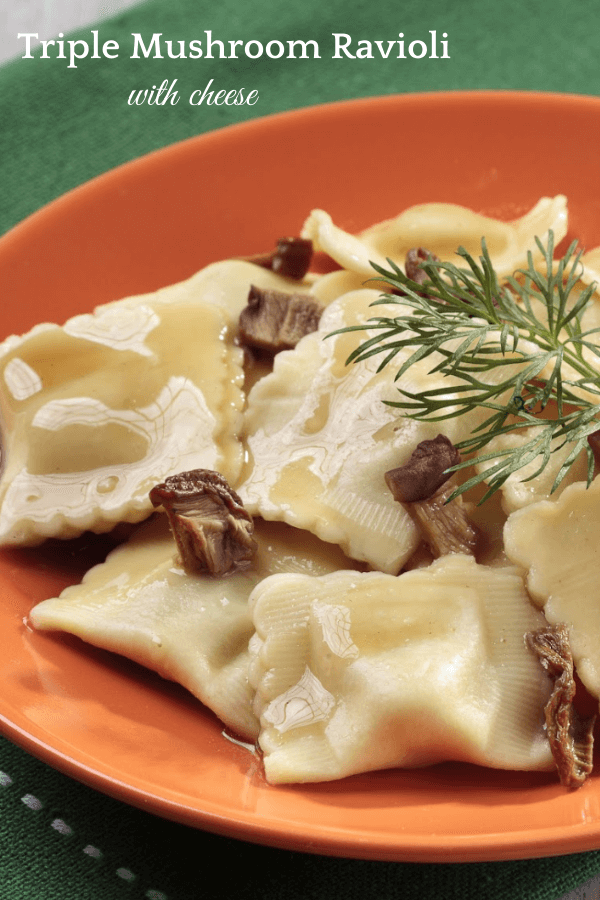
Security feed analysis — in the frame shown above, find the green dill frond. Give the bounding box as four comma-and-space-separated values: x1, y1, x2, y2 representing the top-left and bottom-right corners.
330, 232, 600, 501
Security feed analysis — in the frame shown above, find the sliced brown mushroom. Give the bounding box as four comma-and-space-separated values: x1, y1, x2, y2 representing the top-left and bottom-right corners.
405, 247, 439, 285
385, 434, 478, 558
149, 469, 257, 576
408, 483, 478, 558
526, 623, 595, 789
385, 434, 460, 503
239, 285, 323, 353
239, 237, 313, 280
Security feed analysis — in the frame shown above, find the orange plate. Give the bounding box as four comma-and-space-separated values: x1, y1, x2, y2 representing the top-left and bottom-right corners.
1, 91, 600, 863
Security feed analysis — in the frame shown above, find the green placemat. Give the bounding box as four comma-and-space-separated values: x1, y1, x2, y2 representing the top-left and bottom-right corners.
2, 733, 600, 900
2, 0, 600, 236
1, 1, 600, 898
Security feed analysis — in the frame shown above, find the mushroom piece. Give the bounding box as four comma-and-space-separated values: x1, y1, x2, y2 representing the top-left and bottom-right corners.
385, 434, 460, 503
405, 247, 439, 285
408, 483, 479, 558
526, 623, 595, 789
149, 469, 257, 576
239, 237, 313, 280
239, 285, 324, 353
385, 434, 478, 558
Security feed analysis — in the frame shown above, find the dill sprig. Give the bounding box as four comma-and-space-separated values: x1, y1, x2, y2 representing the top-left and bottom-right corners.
335, 233, 600, 502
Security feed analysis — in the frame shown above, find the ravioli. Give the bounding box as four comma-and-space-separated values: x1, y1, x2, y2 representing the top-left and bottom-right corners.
504, 477, 600, 705
239, 288, 520, 572
0, 302, 239, 545
0, 260, 320, 547
474, 427, 589, 514
107, 258, 316, 320
249, 556, 553, 783
30, 514, 362, 741
580, 246, 600, 286
301, 197, 568, 279
11, 202, 589, 789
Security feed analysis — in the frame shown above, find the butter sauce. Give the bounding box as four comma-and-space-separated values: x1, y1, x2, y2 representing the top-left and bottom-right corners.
0, 296, 244, 545
14, 196, 597, 788
30, 514, 362, 742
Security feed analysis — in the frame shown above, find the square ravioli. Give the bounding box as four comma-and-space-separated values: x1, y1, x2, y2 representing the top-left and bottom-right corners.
0, 278, 245, 545
30, 514, 362, 741
249, 556, 553, 783
505, 476, 600, 702
238, 288, 516, 573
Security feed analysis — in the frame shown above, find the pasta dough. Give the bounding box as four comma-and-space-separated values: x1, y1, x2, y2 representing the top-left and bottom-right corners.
475, 427, 589, 514
0, 259, 319, 547
504, 477, 600, 704
29, 515, 362, 741
301, 197, 568, 279
239, 288, 519, 572
106, 258, 316, 320
0, 296, 242, 545
249, 556, 553, 783
16, 195, 585, 786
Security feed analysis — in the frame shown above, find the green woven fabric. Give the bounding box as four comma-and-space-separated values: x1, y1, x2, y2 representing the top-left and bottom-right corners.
3, 734, 600, 900
2, 0, 600, 236
1, 0, 600, 898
